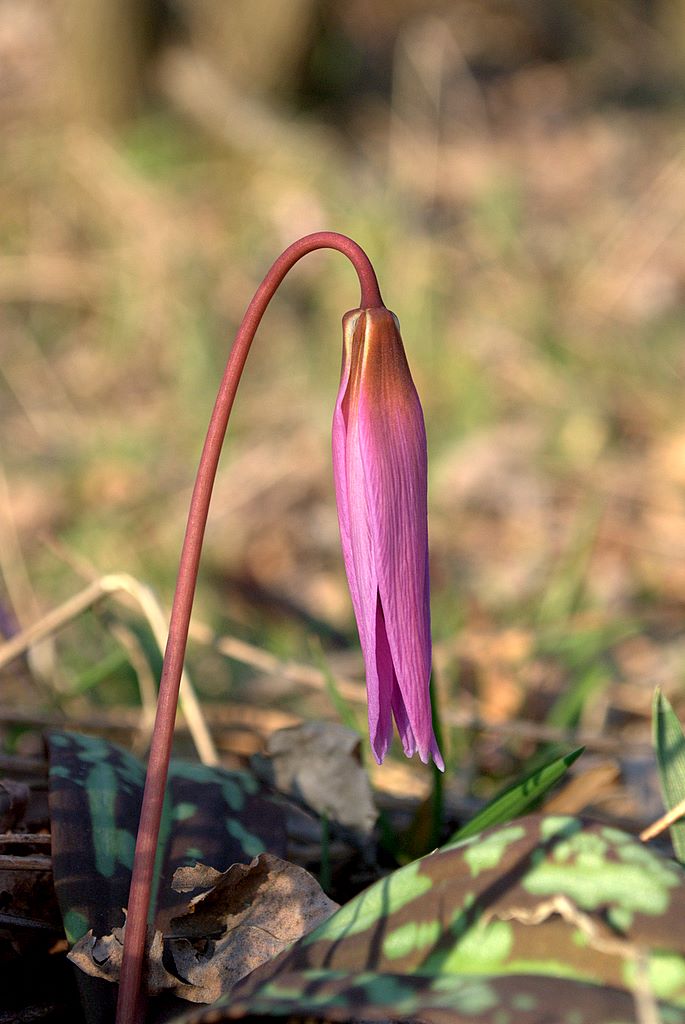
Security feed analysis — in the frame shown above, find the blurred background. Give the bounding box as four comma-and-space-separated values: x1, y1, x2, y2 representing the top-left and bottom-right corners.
2, 0, 685, 824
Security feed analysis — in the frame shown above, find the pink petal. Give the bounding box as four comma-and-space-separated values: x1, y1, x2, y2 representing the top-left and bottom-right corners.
332, 307, 443, 770
333, 311, 386, 754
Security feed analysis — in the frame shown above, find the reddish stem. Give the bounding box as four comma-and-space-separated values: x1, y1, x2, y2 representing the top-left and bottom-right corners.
115, 233, 383, 1024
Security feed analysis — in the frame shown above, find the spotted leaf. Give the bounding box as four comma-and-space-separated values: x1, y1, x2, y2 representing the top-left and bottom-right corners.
47, 731, 287, 945
175, 814, 685, 1024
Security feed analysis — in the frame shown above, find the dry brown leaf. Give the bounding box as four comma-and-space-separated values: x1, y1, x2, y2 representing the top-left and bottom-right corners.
254, 722, 378, 837
167, 853, 339, 1003
69, 924, 179, 994
68, 852, 338, 1005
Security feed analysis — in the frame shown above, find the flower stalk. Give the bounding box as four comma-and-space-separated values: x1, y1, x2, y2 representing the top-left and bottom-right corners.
115, 233, 381, 1024
115, 231, 441, 1024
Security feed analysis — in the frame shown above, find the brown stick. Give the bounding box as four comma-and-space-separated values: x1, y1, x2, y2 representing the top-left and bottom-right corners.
640, 795, 685, 843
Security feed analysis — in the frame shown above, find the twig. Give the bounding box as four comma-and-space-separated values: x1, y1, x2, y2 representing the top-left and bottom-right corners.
639, 795, 685, 843
0, 834, 50, 846
631, 950, 662, 1024
0, 460, 56, 690
570, 148, 685, 327
189, 622, 651, 754
0, 577, 105, 669
107, 621, 159, 755
0, 253, 102, 305
0, 853, 51, 871
0, 755, 47, 777
155, 47, 332, 163
0, 702, 297, 735
0, 576, 646, 758
0, 573, 217, 766
190, 620, 361, 696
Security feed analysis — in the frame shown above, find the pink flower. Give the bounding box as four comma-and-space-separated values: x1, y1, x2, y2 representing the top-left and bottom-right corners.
332, 306, 444, 769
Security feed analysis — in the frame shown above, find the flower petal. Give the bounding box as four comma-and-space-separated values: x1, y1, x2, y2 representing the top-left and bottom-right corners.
355, 309, 442, 767
331, 310, 359, 612
333, 311, 387, 758
333, 306, 443, 770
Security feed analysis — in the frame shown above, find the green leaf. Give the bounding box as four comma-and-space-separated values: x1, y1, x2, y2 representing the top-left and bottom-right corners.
538, 621, 635, 730
174, 815, 685, 1024
65, 649, 131, 697
308, 637, 362, 738
176, 971, 685, 1024
653, 688, 685, 864
47, 731, 287, 945
446, 746, 584, 843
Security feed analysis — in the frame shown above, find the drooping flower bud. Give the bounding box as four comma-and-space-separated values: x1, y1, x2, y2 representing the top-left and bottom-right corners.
332, 306, 444, 769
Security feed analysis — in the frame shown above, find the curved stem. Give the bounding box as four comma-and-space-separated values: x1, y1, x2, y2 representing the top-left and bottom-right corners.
115, 233, 383, 1024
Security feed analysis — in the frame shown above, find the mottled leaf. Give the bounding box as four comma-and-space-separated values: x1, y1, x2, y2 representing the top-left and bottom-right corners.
178, 971, 685, 1024
175, 815, 685, 1024
47, 731, 287, 945
448, 746, 584, 842
653, 688, 685, 863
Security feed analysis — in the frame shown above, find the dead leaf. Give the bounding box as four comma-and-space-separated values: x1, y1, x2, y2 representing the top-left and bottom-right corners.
254, 722, 377, 836
172, 863, 223, 894
167, 852, 339, 1003
68, 852, 338, 1005
69, 924, 179, 995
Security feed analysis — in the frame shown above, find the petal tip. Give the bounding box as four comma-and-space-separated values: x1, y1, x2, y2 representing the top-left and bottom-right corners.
417, 739, 445, 772
371, 729, 390, 766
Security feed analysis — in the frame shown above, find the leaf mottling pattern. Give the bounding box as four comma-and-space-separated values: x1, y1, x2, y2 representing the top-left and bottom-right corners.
175, 815, 685, 1024
47, 731, 287, 944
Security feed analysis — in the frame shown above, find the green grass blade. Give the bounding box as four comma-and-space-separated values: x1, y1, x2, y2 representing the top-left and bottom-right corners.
653, 688, 685, 864
534, 500, 602, 626
445, 746, 584, 844
428, 674, 445, 849
308, 637, 362, 737
319, 811, 331, 893
546, 662, 610, 729
65, 649, 131, 697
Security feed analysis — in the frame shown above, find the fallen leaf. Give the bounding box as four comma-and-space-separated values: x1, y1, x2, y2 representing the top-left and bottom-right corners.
69, 924, 179, 995
253, 722, 377, 836
69, 852, 338, 1005
172, 863, 223, 894
167, 852, 339, 1003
